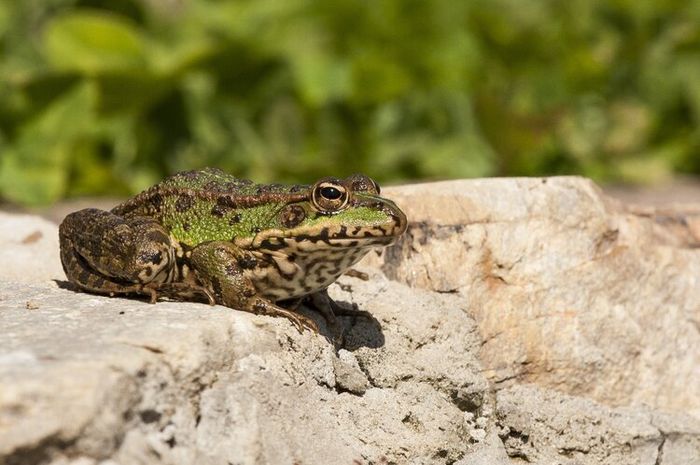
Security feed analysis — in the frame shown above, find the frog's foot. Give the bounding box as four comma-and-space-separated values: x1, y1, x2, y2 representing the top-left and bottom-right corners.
303, 290, 368, 345
306, 291, 340, 335
306, 290, 374, 345
143, 282, 216, 305
103, 284, 157, 301
250, 298, 319, 333
78, 283, 160, 304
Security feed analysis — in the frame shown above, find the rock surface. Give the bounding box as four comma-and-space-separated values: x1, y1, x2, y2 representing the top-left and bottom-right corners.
1, 177, 699, 465
494, 385, 700, 465
368, 177, 700, 416
0, 213, 65, 283
0, 276, 487, 464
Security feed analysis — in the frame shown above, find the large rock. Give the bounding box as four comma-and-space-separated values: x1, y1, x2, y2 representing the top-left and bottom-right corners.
367, 177, 700, 416
0, 275, 490, 465
1, 175, 699, 465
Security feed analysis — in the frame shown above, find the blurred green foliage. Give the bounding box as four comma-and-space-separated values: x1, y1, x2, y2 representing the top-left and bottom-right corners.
1, 0, 699, 205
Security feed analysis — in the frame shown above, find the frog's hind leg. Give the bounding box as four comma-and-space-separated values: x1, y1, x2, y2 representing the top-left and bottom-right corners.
59, 208, 177, 301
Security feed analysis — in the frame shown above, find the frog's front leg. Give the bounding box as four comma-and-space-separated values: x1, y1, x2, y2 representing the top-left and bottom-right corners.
189, 241, 319, 333
59, 208, 204, 302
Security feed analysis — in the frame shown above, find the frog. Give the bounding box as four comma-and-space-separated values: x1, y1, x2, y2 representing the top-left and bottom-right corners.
59, 167, 407, 334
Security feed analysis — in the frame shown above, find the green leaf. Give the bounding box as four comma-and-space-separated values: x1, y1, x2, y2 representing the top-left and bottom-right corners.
0, 2, 9, 38
43, 11, 148, 74
0, 82, 97, 205
616, 155, 674, 185
293, 53, 351, 106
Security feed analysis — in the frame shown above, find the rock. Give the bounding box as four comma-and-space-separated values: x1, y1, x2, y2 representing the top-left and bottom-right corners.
0, 212, 64, 283
1, 174, 700, 465
365, 177, 700, 416
652, 411, 700, 465
455, 431, 512, 465
495, 384, 700, 465
333, 349, 370, 394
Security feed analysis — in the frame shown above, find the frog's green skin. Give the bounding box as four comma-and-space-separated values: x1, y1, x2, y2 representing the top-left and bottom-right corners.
59, 168, 407, 333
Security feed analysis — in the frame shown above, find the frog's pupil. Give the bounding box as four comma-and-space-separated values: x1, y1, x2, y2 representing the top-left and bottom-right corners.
320, 186, 342, 200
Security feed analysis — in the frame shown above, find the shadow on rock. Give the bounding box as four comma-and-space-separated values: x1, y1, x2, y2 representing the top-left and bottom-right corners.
333, 300, 385, 351
299, 299, 385, 350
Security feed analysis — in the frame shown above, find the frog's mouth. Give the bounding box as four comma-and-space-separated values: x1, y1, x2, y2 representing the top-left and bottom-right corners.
235, 195, 407, 253
244, 222, 402, 253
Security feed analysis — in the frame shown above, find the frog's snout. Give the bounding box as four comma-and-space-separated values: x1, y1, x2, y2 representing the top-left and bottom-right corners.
382, 198, 408, 238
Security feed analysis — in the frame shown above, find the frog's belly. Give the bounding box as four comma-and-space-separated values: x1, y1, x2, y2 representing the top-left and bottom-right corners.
248, 247, 370, 301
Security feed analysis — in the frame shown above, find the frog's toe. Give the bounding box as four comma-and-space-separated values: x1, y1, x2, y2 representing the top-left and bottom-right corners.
300, 315, 320, 333
285, 312, 320, 334
145, 286, 158, 304
203, 288, 216, 305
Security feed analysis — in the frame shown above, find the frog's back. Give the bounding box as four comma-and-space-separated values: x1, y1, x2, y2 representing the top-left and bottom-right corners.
158, 167, 257, 193
111, 168, 307, 246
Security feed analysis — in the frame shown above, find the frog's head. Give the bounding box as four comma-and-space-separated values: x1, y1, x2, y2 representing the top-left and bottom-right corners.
246, 174, 407, 254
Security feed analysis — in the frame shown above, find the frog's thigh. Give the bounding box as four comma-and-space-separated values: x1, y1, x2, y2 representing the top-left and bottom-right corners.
59, 208, 175, 293
189, 241, 319, 333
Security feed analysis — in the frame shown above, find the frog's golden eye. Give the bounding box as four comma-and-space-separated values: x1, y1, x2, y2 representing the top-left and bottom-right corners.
312, 181, 349, 213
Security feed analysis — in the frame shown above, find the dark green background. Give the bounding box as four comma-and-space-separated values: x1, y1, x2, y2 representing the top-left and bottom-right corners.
1, 0, 699, 205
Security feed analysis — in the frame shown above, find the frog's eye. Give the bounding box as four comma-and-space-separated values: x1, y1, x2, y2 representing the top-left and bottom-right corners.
320, 186, 342, 200
312, 181, 349, 212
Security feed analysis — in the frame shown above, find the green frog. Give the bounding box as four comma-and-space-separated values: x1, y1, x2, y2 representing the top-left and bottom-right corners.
59, 168, 407, 333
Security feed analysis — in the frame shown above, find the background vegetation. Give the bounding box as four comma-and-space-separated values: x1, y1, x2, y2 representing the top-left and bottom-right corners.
1, 0, 699, 205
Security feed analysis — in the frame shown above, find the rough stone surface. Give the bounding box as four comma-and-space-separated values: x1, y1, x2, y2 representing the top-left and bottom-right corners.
366, 177, 700, 416
0, 272, 488, 464
1, 176, 700, 464
495, 384, 700, 465
0, 212, 65, 283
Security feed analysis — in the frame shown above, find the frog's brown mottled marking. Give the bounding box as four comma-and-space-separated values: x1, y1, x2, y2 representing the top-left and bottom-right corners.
59, 168, 407, 336
59, 209, 213, 304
